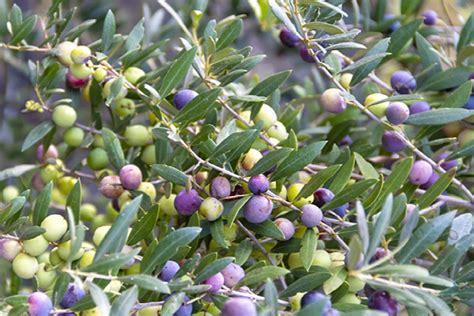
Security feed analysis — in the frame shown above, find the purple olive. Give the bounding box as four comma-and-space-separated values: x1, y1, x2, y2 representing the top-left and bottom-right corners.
338, 135, 353, 147
202, 272, 224, 294
422, 10, 438, 26
66, 71, 89, 89
210, 176, 231, 199
99, 175, 125, 199
221, 298, 257, 316
279, 27, 300, 47
313, 188, 335, 207
173, 89, 198, 110
437, 152, 457, 170
174, 189, 202, 216
119, 164, 142, 190
409, 101, 431, 115
368, 291, 399, 316
0, 238, 22, 261
243, 195, 273, 224
332, 203, 349, 217
248, 174, 270, 194
274, 217, 295, 240
301, 291, 331, 311
420, 172, 439, 189
369, 247, 388, 263
301, 204, 323, 228
159, 260, 180, 282
382, 131, 406, 153
383, 14, 401, 33
60, 282, 86, 308
390, 70, 416, 94
28, 292, 53, 316
409, 161, 433, 185
221, 263, 245, 288
464, 95, 474, 110
36, 144, 58, 163
386, 102, 409, 125
321, 89, 347, 113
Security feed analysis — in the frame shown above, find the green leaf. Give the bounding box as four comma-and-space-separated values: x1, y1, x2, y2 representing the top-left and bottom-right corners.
445, 80, 473, 108
396, 211, 456, 263
418, 67, 472, 91
216, 19, 242, 50
159, 47, 197, 98
368, 264, 429, 277
241, 219, 285, 240
243, 70, 291, 108
430, 234, 474, 275
66, 180, 81, 225
235, 239, 253, 265
401, 0, 422, 14
161, 292, 185, 316
370, 157, 413, 213
195, 257, 234, 283
94, 195, 143, 262
264, 279, 279, 316
300, 228, 318, 271
368, 94, 423, 106
279, 270, 331, 298
455, 261, 474, 282
405, 108, 474, 125
295, 165, 341, 200
211, 129, 260, 161
354, 153, 378, 179
0, 196, 26, 223
64, 19, 97, 41
102, 10, 115, 52
118, 275, 170, 293
399, 205, 419, 245
415, 33, 442, 81
322, 178, 377, 210
210, 218, 227, 248
351, 38, 390, 86
32, 182, 52, 225
141, 227, 202, 274
225, 194, 251, 226
386, 19, 422, 59
417, 169, 454, 209
152, 164, 188, 186
271, 141, 326, 181
174, 88, 221, 125
239, 266, 289, 286
19, 226, 46, 240
127, 205, 159, 245
0, 165, 36, 182
125, 19, 144, 51
304, 21, 344, 34
82, 249, 140, 273
347, 235, 363, 270
448, 140, 474, 160
52, 272, 70, 305
343, 52, 389, 74
110, 286, 137, 316
356, 201, 369, 254
10, 15, 37, 45
328, 152, 355, 195
458, 13, 474, 52
365, 194, 392, 264
22, 121, 54, 152
102, 128, 127, 171
247, 148, 292, 176
88, 282, 111, 316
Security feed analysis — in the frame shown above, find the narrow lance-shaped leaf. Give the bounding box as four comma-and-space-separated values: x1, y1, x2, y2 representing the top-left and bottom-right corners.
152, 164, 188, 186
32, 182, 53, 225
159, 47, 197, 98
22, 121, 54, 152
271, 141, 326, 181
102, 10, 115, 52
66, 180, 82, 225
365, 194, 393, 264
102, 128, 127, 171
300, 228, 318, 271
109, 286, 138, 316
405, 108, 474, 125
94, 195, 143, 262
396, 211, 456, 263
